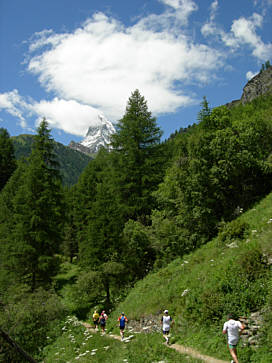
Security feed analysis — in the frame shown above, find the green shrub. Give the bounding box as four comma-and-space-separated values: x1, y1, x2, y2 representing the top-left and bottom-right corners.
59, 270, 103, 318
218, 219, 249, 244
238, 245, 267, 281
0, 286, 65, 362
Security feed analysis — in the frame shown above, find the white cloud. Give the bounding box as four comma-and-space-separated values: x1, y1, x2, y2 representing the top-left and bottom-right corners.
0, 91, 108, 136
135, 0, 197, 34
210, 0, 218, 21
32, 98, 105, 136
201, 0, 218, 37
4, 1, 271, 139
231, 13, 263, 45
230, 13, 272, 60
253, 0, 272, 10
201, 22, 216, 37
160, 0, 198, 24
2, 1, 235, 138
202, 10, 272, 61
246, 70, 258, 80
25, 5, 221, 136
0, 90, 28, 128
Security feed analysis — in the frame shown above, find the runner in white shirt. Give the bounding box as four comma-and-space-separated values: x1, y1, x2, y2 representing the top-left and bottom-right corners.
161, 310, 173, 344
222, 314, 245, 363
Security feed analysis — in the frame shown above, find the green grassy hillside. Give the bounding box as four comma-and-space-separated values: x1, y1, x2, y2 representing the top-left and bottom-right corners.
12, 134, 92, 185
43, 316, 202, 363
107, 192, 272, 362
4, 83, 272, 363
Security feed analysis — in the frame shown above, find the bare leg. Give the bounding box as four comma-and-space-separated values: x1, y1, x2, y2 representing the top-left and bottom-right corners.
163, 333, 169, 344
228, 346, 239, 363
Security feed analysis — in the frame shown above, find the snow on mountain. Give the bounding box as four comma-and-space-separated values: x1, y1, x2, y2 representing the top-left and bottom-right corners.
69, 115, 116, 154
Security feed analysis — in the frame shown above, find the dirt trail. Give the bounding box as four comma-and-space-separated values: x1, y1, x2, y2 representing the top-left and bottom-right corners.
82, 322, 122, 341
82, 322, 228, 362
168, 343, 228, 363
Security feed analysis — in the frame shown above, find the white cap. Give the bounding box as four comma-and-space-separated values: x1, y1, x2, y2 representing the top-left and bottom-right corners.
164, 310, 168, 314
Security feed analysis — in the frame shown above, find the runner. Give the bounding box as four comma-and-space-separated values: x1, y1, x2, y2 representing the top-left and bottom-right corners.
92, 310, 99, 330
99, 310, 108, 334
222, 314, 245, 363
118, 312, 128, 341
161, 309, 173, 344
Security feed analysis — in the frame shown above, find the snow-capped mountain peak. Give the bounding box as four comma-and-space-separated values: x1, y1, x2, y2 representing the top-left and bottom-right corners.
69, 115, 116, 154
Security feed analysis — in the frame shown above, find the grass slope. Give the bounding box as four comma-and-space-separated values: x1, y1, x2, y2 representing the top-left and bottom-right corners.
43, 316, 202, 362
107, 192, 272, 363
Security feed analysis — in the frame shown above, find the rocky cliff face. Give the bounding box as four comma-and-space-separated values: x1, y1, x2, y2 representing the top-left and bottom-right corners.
241, 67, 272, 104
68, 141, 94, 155
226, 67, 272, 108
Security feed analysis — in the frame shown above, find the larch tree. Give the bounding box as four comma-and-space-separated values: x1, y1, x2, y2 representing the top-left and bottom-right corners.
110, 89, 164, 224
0, 128, 17, 191
10, 119, 64, 291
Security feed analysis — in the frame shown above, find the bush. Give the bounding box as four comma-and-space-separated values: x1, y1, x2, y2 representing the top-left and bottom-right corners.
60, 270, 103, 318
218, 219, 249, 245
238, 245, 267, 281
0, 286, 65, 362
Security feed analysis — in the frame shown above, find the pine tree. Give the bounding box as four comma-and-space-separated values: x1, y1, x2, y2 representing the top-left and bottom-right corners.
265, 60, 271, 69
110, 89, 164, 224
61, 187, 78, 262
76, 149, 124, 267
0, 161, 27, 290
10, 119, 64, 291
197, 96, 211, 128
0, 128, 17, 191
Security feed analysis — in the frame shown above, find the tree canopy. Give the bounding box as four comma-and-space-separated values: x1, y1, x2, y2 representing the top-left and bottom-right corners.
0, 127, 17, 191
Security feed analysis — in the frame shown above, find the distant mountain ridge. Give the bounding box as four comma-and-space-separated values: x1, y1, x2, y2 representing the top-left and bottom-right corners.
69, 115, 116, 155
12, 134, 92, 186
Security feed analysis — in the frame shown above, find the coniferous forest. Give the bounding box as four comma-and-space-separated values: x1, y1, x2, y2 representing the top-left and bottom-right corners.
1, 84, 272, 362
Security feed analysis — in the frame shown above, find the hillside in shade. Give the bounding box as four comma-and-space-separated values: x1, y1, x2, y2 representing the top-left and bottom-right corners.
12, 134, 92, 186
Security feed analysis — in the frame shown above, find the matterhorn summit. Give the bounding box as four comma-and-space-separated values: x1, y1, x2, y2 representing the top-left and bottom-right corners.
69, 115, 116, 154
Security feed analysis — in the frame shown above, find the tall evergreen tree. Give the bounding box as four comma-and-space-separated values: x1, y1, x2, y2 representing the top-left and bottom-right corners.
197, 96, 212, 128
72, 152, 105, 266
0, 161, 27, 290
75, 91, 165, 284
265, 60, 271, 69
76, 149, 124, 267
10, 119, 64, 291
61, 188, 78, 262
110, 89, 164, 224
0, 128, 17, 191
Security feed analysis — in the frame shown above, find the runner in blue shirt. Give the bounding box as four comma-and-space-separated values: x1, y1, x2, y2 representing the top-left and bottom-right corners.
118, 312, 128, 340
99, 310, 108, 334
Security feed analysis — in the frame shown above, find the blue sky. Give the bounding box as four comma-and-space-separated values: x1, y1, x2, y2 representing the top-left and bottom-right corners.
1, 0, 272, 145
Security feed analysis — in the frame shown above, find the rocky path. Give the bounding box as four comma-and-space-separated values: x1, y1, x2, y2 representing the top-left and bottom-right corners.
82, 322, 125, 342
82, 322, 228, 362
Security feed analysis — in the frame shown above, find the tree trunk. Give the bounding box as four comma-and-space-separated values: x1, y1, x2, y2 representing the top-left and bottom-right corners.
104, 280, 111, 311
0, 327, 38, 363
31, 270, 36, 292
